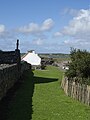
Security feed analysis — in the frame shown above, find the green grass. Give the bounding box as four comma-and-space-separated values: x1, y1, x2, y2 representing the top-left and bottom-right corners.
32, 66, 90, 120
0, 66, 90, 120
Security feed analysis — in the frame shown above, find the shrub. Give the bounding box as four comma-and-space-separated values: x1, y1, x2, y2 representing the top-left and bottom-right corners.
66, 48, 90, 84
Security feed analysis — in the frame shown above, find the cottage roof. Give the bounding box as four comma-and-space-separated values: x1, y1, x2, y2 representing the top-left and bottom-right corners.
22, 51, 41, 65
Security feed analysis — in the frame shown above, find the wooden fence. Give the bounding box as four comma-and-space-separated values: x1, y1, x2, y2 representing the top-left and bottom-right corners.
61, 77, 90, 106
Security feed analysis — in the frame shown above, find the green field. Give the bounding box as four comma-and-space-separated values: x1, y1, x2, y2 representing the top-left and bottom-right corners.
1, 66, 90, 120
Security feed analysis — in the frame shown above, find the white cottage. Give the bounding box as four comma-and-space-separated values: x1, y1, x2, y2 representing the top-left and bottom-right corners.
22, 50, 41, 66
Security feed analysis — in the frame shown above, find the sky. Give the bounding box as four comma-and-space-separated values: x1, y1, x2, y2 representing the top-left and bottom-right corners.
0, 0, 90, 53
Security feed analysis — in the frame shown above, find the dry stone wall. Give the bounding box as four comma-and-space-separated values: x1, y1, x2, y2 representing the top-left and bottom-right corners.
0, 62, 31, 100
0, 39, 31, 100
0, 49, 21, 64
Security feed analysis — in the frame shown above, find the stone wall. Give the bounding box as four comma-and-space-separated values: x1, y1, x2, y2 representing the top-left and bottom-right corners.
0, 62, 31, 100
0, 49, 21, 64
0, 39, 32, 100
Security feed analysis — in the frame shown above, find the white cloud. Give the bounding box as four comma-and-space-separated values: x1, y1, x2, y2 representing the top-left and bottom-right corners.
61, 8, 78, 16
55, 9, 90, 46
18, 23, 40, 34
0, 24, 13, 40
63, 9, 90, 37
53, 32, 62, 37
32, 38, 43, 45
0, 24, 17, 51
0, 24, 5, 33
17, 18, 54, 35
41, 18, 54, 31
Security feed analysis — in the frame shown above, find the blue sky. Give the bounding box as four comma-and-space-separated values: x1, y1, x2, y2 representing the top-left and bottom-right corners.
0, 0, 90, 53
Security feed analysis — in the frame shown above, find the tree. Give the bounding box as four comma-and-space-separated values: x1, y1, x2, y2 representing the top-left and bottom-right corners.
66, 48, 90, 81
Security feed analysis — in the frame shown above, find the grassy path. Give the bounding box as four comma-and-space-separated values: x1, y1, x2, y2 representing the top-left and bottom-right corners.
0, 66, 90, 120
32, 66, 90, 120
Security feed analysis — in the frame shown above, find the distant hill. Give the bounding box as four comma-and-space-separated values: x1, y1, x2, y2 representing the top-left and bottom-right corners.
38, 53, 69, 59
